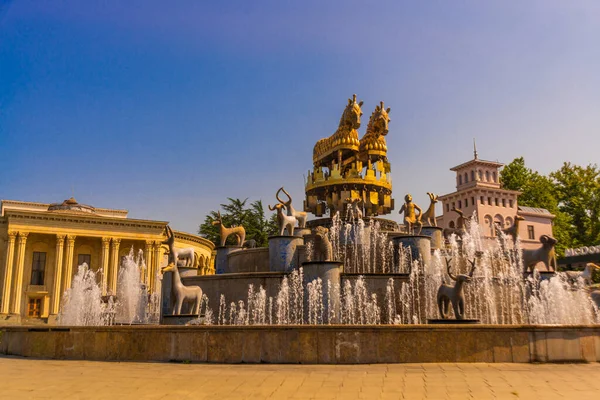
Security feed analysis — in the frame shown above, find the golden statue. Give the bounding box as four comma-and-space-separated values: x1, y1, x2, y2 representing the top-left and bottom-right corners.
305, 96, 394, 218
399, 194, 422, 234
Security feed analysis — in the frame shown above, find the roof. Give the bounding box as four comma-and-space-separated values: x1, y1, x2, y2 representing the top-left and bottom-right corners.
450, 158, 503, 172
518, 206, 553, 215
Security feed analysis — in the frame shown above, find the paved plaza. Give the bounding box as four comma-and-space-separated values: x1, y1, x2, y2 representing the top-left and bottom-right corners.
1, 356, 599, 399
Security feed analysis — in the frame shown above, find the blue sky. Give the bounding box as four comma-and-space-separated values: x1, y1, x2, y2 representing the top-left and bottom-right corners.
1, 1, 599, 233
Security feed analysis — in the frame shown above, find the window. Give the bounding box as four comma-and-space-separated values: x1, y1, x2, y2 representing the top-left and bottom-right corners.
488, 197, 492, 205
452, 202, 455, 210
480, 196, 484, 204
502, 199, 506, 207
464, 172, 468, 183
465, 198, 468, 207
446, 204, 450, 212
493, 172, 497, 182
486, 171, 490, 181
509, 199, 514, 208
30, 252, 46, 286
495, 198, 499, 206
458, 200, 462, 208
458, 175, 462, 185
527, 225, 535, 240
78, 254, 91, 268
449, 221, 455, 229
471, 197, 475, 206
471, 170, 475, 181
27, 298, 42, 317
478, 170, 483, 180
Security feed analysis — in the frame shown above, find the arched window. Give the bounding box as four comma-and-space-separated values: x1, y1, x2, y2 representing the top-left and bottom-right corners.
458, 175, 463, 185
485, 171, 490, 182
484, 215, 494, 237
478, 170, 483, 180
471, 170, 475, 181
449, 221, 455, 229
464, 172, 468, 183
493, 171, 497, 182
505, 216, 513, 229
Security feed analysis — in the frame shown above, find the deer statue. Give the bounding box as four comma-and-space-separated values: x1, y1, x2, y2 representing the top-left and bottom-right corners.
421, 192, 438, 227
495, 215, 525, 241
211, 211, 246, 247
437, 256, 477, 320
162, 226, 196, 268
269, 203, 296, 236
161, 263, 203, 315
276, 187, 307, 229
565, 262, 600, 285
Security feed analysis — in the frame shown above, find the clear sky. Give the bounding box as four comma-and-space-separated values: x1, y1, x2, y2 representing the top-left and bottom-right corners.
1, 1, 599, 234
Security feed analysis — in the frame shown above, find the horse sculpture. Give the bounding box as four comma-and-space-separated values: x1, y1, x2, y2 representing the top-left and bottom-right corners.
358, 101, 391, 164
437, 256, 477, 320
211, 211, 246, 247
313, 94, 363, 165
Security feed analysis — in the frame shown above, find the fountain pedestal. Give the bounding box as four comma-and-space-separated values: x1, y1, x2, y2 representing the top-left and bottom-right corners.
268, 236, 304, 272
302, 261, 343, 324
427, 319, 480, 324
392, 235, 432, 269
420, 226, 444, 250
215, 246, 243, 274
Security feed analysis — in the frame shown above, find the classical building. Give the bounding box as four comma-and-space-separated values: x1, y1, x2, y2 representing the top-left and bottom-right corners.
0, 198, 214, 323
436, 148, 554, 251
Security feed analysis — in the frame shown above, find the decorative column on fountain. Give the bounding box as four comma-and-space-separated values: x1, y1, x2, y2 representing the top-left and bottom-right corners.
50, 234, 66, 315
11, 232, 29, 315
392, 235, 432, 270
302, 226, 342, 323
0, 231, 17, 314
100, 237, 111, 295
109, 238, 121, 295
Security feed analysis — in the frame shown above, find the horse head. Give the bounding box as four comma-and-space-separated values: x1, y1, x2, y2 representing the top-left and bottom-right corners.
367, 101, 391, 137
339, 94, 363, 129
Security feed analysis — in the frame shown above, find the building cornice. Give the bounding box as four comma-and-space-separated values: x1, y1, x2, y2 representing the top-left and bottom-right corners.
450, 158, 503, 171
439, 187, 521, 201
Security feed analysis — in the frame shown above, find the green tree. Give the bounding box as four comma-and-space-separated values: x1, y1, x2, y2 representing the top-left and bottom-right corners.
550, 163, 600, 248
500, 157, 572, 256
198, 198, 277, 247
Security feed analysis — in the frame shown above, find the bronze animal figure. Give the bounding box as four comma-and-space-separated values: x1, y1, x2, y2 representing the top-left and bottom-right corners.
211, 211, 246, 247
522, 234, 557, 273
421, 192, 438, 227
437, 257, 476, 320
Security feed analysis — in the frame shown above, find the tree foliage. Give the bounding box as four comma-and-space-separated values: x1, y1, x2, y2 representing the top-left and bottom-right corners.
500, 157, 600, 257
198, 198, 277, 247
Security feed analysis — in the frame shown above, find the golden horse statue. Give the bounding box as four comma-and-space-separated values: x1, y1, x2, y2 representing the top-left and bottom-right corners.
359, 101, 390, 164
313, 94, 363, 166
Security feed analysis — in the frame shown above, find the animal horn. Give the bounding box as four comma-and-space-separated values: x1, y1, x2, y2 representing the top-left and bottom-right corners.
352, 94, 357, 103
445, 257, 457, 281
281, 187, 292, 202
275, 187, 286, 204
380, 101, 384, 109
268, 204, 276, 211
468, 258, 477, 277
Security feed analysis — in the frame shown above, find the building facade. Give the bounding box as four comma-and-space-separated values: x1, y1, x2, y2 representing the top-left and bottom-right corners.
0, 198, 214, 323
437, 150, 554, 253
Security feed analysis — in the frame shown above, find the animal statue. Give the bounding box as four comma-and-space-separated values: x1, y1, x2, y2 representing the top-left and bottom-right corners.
358, 101, 391, 163
495, 215, 525, 241
276, 187, 307, 229
443, 207, 467, 238
522, 235, 558, 273
399, 194, 422, 235
437, 257, 476, 320
346, 198, 363, 220
312, 226, 333, 262
162, 226, 196, 268
313, 94, 364, 165
421, 192, 438, 227
211, 211, 246, 247
591, 290, 600, 309
161, 263, 203, 315
242, 239, 257, 249
269, 203, 295, 236
565, 263, 600, 285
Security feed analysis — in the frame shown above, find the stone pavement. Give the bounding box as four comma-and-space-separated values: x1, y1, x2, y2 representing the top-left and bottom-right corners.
1, 356, 599, 400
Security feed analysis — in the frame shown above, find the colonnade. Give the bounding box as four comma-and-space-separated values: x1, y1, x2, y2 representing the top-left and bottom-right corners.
0, 233, 165, 318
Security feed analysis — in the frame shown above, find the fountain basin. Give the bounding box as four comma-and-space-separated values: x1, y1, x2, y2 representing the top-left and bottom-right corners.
2, 324, 599, 364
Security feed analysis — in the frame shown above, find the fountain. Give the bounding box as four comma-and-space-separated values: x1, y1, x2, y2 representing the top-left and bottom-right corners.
2, 95, 600, 364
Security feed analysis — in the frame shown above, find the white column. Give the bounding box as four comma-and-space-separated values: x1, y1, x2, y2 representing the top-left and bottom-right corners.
50, 234, 65, 315
100, 237, 111, 296
11, 232, 29, 315
0, 232, 17, 314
